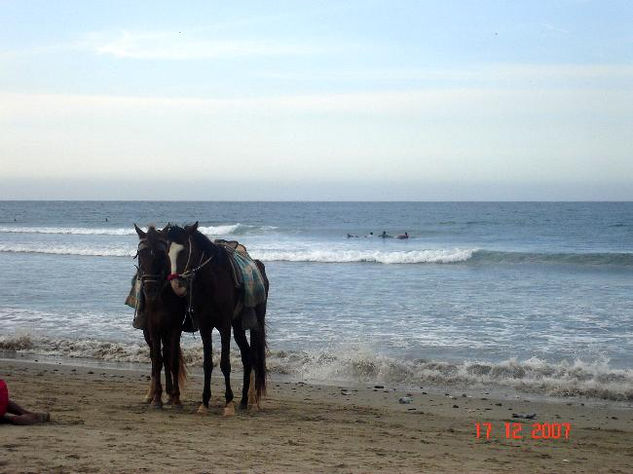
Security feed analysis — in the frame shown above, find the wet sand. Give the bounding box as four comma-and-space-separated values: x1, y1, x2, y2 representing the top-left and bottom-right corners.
1, 359, 632, 473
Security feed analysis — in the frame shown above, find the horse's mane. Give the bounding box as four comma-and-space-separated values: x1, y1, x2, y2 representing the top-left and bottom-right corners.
166, 224, 186, 242
191, 228, 220, 258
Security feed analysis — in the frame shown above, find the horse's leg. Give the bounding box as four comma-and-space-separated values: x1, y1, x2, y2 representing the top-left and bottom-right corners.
143, 329, 154, 403
232, 322, 252, 410
219, 323, 235, 416
150, 335, 163, 409
162, 335, 174, 404
198, 325, 213, 415
169, 330, 183, 407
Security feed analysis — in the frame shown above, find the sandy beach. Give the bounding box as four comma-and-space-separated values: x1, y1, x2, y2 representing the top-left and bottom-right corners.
1, 358, 632, 473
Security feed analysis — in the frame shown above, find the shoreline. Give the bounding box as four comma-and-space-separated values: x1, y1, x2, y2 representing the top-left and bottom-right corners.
2, 359, 633, 472
2, 340, 633, 406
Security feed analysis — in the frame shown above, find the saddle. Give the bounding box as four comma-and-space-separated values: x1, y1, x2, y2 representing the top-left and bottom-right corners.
214, 239, 250, 287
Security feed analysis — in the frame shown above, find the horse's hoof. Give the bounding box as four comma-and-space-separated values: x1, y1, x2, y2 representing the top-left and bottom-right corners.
223, 402, 236, 417
197, 404, 209, 415
248, 403, 260, 412
143, 397, 152, 404
171, 401, 183, 410
151, 401, 162, 409
238, 400, 248, 411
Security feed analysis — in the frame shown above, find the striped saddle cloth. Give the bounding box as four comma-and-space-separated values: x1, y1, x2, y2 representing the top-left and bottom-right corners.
215, 240, 267, 309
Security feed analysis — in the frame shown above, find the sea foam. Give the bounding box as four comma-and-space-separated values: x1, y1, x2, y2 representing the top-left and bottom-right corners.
2, 335, 632, 401
0, 223, 262, 237
252, 249, 475, 264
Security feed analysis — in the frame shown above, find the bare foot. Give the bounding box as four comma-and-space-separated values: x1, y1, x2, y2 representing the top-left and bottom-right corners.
10, 412, 50, 425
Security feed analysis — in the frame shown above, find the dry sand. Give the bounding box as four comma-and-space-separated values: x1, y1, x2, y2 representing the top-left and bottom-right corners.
1, 358, 633, 473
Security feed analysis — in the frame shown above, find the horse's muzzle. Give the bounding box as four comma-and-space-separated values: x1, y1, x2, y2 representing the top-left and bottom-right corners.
169, 278, 187, 297
143, 283, 161, 302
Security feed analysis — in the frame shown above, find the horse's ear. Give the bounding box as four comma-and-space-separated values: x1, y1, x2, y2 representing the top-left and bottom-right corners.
186, 221, 199, 234
134, 224, 146, 239
160, 223, 170, 234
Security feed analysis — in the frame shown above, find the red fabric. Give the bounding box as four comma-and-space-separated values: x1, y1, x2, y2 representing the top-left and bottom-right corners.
167, 273, 180, 281
0, 379, 8, 417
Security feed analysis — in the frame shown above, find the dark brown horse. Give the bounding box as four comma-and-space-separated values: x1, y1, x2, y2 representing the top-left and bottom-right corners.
134, 224, 187, 409
166, 222, 268, 416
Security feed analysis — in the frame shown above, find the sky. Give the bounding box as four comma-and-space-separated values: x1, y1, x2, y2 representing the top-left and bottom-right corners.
1, 0, 632, 200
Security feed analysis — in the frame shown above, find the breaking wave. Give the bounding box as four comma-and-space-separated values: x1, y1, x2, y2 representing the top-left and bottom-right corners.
0, 244, 474, 262
1, 235, 631, 267
0, 223, 273, 237
0, 243, 134, 257
254, 249, 474, 264
0, 226, 134, 236
2, 335, 632, 401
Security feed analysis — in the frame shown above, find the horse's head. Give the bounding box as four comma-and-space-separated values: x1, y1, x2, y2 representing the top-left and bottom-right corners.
165, 221, 201, 297
134, 224, 170, 302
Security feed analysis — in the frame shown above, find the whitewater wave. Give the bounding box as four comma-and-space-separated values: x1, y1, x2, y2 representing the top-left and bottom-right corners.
252, 249, 475, 264
0, 243, 134, 257
248, 248, 633, 266
0, 244, 474, 262
2, 335, 632, 401
0, 226, 137, 236
1, 236, 631, 267
0, 223, 273, 237
287, 348, 633, 401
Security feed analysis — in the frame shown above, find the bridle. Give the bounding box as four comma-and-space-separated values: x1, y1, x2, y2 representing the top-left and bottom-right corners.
165, 235, 215, 328
167, 236, 214, 282
136, 239, 169, 289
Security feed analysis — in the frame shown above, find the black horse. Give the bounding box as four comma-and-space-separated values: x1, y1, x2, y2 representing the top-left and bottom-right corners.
166, 222, 268, 415
134, 224, 187, 408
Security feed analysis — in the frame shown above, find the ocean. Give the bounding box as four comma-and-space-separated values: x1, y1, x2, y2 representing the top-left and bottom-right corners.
1, 201, 632, 401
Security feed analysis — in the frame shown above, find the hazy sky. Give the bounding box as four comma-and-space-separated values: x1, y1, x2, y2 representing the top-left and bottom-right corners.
1, 0, 632, 200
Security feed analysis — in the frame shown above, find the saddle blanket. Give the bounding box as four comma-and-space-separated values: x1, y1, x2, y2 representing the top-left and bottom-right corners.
125, 275, 141, 309
215, 240, 266, 309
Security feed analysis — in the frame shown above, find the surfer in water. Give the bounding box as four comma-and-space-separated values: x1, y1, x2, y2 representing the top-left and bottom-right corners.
396, 232, 409, 239
380, 231, 392, 239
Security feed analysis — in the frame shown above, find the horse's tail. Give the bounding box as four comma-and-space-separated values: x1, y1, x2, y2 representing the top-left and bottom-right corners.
177, 343, 187, 390
253, 260, 269, 400
252, 304, 267, 400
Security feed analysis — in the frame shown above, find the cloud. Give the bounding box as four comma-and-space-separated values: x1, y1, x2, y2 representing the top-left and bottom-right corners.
255, 64, 633, 86
90, 30, 322, 60
2, 85, 632, 121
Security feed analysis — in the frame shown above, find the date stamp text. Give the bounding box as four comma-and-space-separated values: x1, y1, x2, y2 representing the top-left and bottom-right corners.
475, 422, 571, 440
